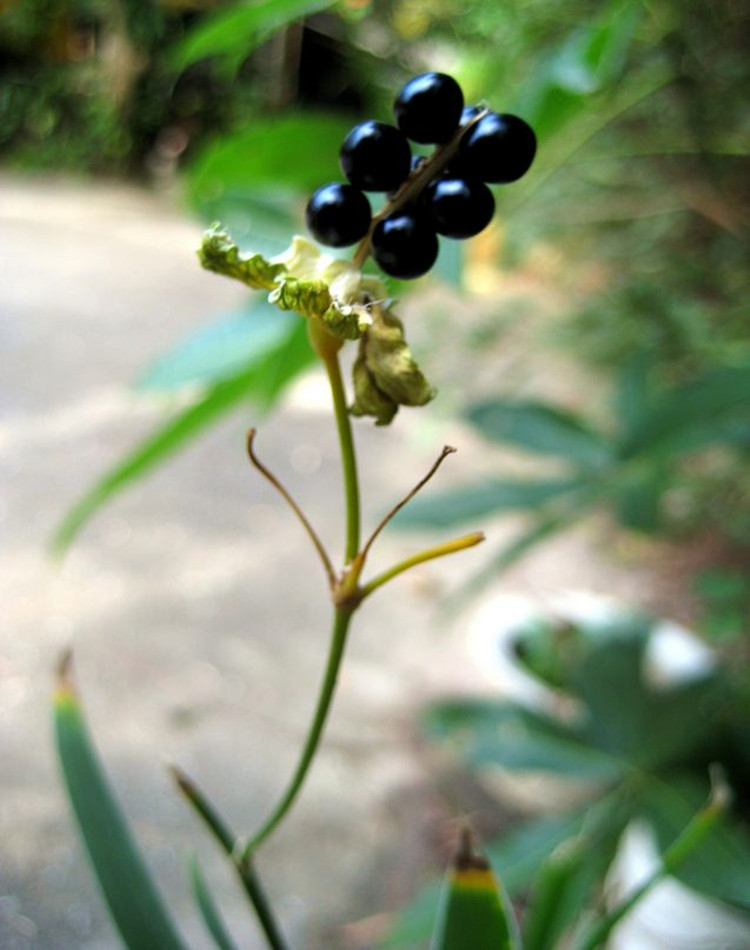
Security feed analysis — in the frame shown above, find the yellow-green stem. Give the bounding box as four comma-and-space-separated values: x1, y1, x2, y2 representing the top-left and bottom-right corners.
321, 347, 361, 565
361, 532, 485, 599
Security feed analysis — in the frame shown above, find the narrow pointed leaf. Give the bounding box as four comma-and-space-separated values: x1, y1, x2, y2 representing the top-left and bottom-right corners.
53, 656, 190, 950
424, 698, 622, 781
575, 778, 731, 950
187, 114, 354, 209
522, 839, 595, 950
618, 362, 750, 459
53, 318, 313, 553
384, 811, 591, 950
430, 832, 519, 950
391, 477, 584, 530
190, 857, 242, 950
466, 399, 612, 468
137, 302, 297, 392
168, 0, 336, 72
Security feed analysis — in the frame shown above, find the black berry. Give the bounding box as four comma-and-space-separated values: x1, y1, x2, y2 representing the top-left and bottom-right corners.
394, 72, 464, 144
340, 121, 411, 192
371, 213, 439, 280
305, 183, 372, 248
426, 177, 495, 239
459, 112, 537, 184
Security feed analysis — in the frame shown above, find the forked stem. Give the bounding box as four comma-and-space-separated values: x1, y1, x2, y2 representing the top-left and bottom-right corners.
246, 428, 336, 589
360, 445, 457, 564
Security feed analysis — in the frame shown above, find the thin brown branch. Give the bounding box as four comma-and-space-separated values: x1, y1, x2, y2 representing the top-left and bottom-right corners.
246, 429, 336, 589
360, 445, 457, 564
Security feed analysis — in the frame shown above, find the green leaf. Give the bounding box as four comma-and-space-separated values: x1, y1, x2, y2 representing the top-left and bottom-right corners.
430, 832, 519, 950
569, 623, 724, 770
618, 362, 750, 459
53, 318, 313, 553
383, 811, 591, 950
187, 114, 353, 212
486, 810, 594, 895
515, 0, 643, 142
575, 778, 736, 950
391, 477, 584, 529
190, 857, 242, 950
613, 462, 669, 532
168, 0, 337, 72
522, 838, 599, 950
138, 302, 297, 392
424, 699, 622, 781
455, 492, 601, 601
431, 237, 464, 290
466, 399, 612, 468
53, 656, 190, 950
638, 775, 750, 912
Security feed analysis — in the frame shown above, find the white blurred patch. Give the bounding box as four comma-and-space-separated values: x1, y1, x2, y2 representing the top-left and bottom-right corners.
607, 822, 750, 950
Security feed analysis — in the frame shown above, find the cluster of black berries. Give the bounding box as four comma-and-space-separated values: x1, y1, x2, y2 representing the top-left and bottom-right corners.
305, 72, 537, 280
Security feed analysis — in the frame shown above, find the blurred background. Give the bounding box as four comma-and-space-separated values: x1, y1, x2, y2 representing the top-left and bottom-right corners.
2, 1, 749, 948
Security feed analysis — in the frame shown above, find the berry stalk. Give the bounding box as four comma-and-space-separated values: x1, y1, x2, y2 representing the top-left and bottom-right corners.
351, 109, 488, 269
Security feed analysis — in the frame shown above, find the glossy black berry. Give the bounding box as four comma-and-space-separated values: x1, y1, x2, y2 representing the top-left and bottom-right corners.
394, 72, 464, 144
426, 177, 495, 239
371, 213, 439, 280
460, 112, 537, 184
305, 183, 372, 248
340, 121, 412, 192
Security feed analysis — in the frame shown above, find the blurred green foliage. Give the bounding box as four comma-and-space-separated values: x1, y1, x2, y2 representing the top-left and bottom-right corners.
388, 611, 750, 948
392, 358, 750, 584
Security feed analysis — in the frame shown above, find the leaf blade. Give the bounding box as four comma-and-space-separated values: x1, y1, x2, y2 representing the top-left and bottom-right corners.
430, 832, 519, 950
466, 399, 612, 468
391, 477, 584, 530
168, 0, 336, 72
137, 301, 297, 392
190, 857, 242, 950
53, 657, 190, 950
53, 318, 314, 553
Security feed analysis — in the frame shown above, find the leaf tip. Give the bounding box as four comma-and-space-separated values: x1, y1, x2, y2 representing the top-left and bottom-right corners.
55, 648, 78, 706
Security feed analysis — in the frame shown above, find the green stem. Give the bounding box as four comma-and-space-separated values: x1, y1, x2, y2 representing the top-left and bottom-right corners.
171, 767, 291, 950
240, 323, 362, 858
242, 606, 354, 858
322, 348, 361, 564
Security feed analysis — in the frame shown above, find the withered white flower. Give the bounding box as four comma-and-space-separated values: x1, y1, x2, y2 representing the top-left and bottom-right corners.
198, 225, 434, 424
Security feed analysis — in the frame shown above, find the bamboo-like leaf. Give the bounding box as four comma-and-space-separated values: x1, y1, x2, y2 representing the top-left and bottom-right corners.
574, 777, 731, 950
466, 399, 612, 468
168, 0, 337, 72
424, 699, 621, 781
190, 857, 242, 950
522, 839, 593, 950
617, 362, 750, 459
187, 114, 353, 208
53, 654, 190, 950
137, 302, 296, 392
430, 830, 520, 950
391, 477, 583, 530
53, 318, 313, 554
